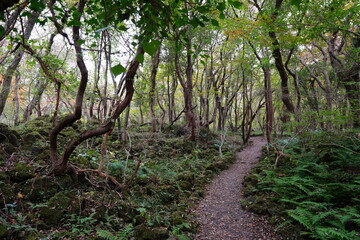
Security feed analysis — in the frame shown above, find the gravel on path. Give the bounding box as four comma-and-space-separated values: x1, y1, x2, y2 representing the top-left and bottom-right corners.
193, 136, 280, 240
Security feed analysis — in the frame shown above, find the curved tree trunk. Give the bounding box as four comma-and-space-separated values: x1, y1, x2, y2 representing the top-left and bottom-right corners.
53, 45, 144, 176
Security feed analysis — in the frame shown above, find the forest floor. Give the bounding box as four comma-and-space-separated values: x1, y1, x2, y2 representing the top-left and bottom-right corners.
193, 136, 280, 240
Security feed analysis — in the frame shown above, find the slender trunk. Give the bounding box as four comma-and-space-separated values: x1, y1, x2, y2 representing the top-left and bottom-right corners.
149, 46, 161, 132
24, 76, 49, 121
13, 72, 20, 125
264, 66, 274, 143
0, 10, 40, 116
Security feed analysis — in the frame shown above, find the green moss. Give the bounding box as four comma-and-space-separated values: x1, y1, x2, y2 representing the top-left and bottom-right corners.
39, 192, 71, 225
7, 133, 18, 147
0, 182, 14, 202
23, 176, 58, 202
8, 163, 35, 182
171, 211, 186, 225
2, 142, 17, 154
0, 223, 7, 237
22, 132, 42, 144
133, 224, 169, 240
0, 172, 9, 181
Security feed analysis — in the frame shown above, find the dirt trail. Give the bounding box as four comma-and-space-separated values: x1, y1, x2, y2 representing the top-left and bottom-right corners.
193, 136, 279, 240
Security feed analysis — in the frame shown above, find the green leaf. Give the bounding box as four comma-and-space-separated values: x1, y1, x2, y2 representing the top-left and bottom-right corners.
136, 53, 144, 64
143, 40, 161, 57
75, 39, 85, 45
111, 64, 126, 77
29, 0, 45, 11
177, 235, 190, 240
219, 12, 226, 19
217, 2, 226, 12
211, 19, 219, 27
231, 1, 243, 9
290, 0, 301, 8
0, 25, 4, 36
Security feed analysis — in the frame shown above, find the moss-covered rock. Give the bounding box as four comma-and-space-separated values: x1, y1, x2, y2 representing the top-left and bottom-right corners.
2, 142, 17, 154
7, 133, 19, 147
116, 201, 141, 223
24, 232, 45, 240
0, 172, 9, 181
8, 163, 35, 182
133, 224, 169, 240
39, 192, 71, 225
0, 223, 7, 238
23, 176, 58, 202
0, 123, 12, 142
21, 131, 42, 146
0, 182, 14, 202
57, 175, 73, 189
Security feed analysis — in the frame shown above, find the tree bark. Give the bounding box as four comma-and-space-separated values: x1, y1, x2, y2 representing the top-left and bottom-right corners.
53, 45, 144, 175
0, 10, 40, 116
174, 39, 197, 140
149, 45, 161, 132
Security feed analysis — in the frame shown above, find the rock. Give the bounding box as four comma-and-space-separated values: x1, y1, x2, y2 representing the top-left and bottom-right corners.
0, 223, 7, 238
117, 201, 140, 223
39, 192, 71, 225
0, 123, 12, 143
0, 182, 14, 202
22, 132, 41, 144
2, 142, 17, 154
7, 133, 18, 147
94, 205, 107, 221
0, 172, 9, 181
133, 224, 169, 240
57, 175, 73, 189
23, 176, 58, 202
8, 163, 35, 182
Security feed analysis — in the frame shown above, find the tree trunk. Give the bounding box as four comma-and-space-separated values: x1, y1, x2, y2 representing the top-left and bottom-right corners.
264, 66, 274, 143
13, 72, 20, 125
174, 39, 197, 140
0, 10, 40, 116
149, 46, 161, 132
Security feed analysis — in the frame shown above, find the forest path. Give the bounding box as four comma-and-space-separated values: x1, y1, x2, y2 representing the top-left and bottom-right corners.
192, 136, 279, 240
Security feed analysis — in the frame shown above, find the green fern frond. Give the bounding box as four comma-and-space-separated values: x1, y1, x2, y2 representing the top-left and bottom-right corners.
288, 208, 313, 230
97, 229, 118, 240
315, 227, 360, 240
312, 211, 336, 225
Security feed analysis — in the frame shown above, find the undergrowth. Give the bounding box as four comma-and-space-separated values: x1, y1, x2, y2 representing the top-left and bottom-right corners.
242, 130, 360, 240
0, 121, 239, 239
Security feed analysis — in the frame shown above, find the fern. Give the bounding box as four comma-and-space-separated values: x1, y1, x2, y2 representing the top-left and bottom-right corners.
288, 208, 313, 230
97, 230, 119, 240
314, 227, 360, 240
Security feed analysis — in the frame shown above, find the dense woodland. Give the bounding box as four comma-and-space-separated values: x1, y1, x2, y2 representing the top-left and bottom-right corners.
0, 0, 359, 239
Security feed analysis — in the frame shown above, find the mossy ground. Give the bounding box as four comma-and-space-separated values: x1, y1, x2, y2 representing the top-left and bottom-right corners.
0, 119, 241, 239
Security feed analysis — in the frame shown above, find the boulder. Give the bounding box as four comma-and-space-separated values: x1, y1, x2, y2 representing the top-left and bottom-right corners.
133, 224, 169, 240
23, 176, 58, 202
8, 163, 35, 182
39, 192, 71, 225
